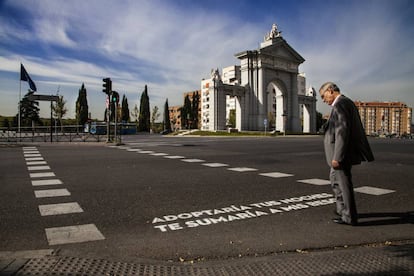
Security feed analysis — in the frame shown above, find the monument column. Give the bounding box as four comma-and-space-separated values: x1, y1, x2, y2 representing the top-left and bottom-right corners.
289, 72, 301, 132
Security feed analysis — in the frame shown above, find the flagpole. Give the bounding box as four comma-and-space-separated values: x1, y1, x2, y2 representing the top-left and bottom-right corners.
18, 76, 21, 136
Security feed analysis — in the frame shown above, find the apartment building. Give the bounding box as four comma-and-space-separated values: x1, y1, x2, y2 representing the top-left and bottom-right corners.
168, 105, 181, 131
355, 101, 412, 136
169, 91, 202, 130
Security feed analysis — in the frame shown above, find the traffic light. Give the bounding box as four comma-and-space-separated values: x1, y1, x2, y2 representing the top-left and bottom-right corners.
102, 78, 112, 95
111, 91, 119, 103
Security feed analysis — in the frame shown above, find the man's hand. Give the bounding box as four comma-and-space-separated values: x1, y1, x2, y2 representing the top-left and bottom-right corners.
331, 160, 341, 169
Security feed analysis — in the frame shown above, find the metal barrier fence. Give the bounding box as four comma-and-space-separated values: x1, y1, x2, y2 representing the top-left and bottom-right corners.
0, 123, 138, 143
0, 125, 105, 143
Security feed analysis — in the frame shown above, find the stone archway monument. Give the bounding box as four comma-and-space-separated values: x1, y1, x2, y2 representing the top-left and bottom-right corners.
201, 24, 316, 133
235, 23, 305, 132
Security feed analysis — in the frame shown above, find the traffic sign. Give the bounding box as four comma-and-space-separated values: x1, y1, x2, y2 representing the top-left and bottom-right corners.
27, 94, 59, 102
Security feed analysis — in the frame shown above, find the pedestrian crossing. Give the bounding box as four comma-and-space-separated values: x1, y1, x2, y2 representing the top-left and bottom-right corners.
108, 144, 396, 196
22, 146, 105, 246
18, 144, 394, 247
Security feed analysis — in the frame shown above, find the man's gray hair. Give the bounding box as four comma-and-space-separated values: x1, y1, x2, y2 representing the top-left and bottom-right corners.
319, 82, 340, 93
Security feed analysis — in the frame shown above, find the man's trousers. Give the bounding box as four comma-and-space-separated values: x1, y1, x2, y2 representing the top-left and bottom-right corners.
330, 165, 358, 224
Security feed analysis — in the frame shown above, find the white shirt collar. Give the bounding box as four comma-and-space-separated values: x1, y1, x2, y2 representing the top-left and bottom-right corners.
332, 94, 341, 106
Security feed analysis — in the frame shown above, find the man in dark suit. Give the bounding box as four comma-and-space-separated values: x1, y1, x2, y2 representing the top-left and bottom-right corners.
319, 82, 374, 226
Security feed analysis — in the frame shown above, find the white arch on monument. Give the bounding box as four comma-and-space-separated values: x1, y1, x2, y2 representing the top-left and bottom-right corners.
266, 80, 287, 132
201, 24, 317, 133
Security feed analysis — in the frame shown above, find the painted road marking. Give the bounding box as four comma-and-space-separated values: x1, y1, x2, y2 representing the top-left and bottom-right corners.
164, 155, 185, 159
127, 148, 142, 152
24, 154, 42, 157
297, 178, 330, 186
181, 159, 205, 163
25, 157, 44, 161
30, 172, 56, 178
354, 186, 395, 195
39, 202, 84, 216
45, 224, 105, 245
34, 188, 71, 198
118, 144, 398, 198
139, 150, 154, 154
23, 151, 40, 154
26, 161, 47, 165
259, 172, 293, 178
228, 167, 258, 172
32, 179, 63, 186
23, 147, 37, 150
23, 148, 105, 247
151, 153, 168, 156
203, 163, 229, 168
28, 166, 51, 171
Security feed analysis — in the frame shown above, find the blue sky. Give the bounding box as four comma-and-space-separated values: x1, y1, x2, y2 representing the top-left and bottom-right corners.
0, 0, 413, 120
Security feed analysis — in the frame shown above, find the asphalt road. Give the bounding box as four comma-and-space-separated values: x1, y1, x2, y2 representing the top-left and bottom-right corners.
1, 135, 413, 263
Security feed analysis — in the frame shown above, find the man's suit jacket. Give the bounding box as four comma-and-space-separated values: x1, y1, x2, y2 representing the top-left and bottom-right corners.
323, 95, 374, 167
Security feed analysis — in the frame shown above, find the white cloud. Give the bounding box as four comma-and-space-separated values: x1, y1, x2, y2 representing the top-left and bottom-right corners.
298, 1, 414, 115
1, 0, 413, 120
34, 19, 76, 48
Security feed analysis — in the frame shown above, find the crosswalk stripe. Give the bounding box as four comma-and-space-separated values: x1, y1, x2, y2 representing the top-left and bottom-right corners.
24, 154, 42, 157
126, 148, 142, 152
354, 186, 395, 195
138, 150, 154, 154
297, 179, 330, 185
34, 188, 71, 198
30, 172, 55, 178
45, 224, 105, 245
22, 147, 37, 150
203, 163, 229, 168
181, 159, 205, 163
164, 155, 185, 159
26, 161, 47, 165
259, 172, 293, 178
150, 153, 168, 156
23, 151, 40, 154
38, 202, 83, 216
32, 179, 63, 186
227, 167, 258, 172
25, 157, 44, 161
28, 166, 51, 171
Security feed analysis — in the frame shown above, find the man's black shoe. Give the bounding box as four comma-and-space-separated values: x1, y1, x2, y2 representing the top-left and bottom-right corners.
332, 218, 358, 226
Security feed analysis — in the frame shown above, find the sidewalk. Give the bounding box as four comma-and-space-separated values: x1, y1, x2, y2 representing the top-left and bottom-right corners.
1, 241, 413, 275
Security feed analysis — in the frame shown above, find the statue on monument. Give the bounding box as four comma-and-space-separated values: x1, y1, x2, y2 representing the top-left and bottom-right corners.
264, 23, 282, 41
211, 68, 221, 81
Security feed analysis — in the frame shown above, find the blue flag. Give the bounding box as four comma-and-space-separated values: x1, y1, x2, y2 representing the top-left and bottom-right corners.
20, 63, 37, 91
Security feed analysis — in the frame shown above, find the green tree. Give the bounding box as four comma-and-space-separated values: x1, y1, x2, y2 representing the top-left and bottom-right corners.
18, 90, 41, 127
52, 95, 68, 130
131, 104, 139, 124
228, 109, 236, 128
316, 111, 327, 132
267, 112, 275, 129
138, 85, 150, 132
181, 94, 191, 129
163, 98, 171, 132
0, 116, 10, 129
151, 105, 160, 132
121, 94, 130, 123
76, 83, 88, 126
191, 91, 199, 129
